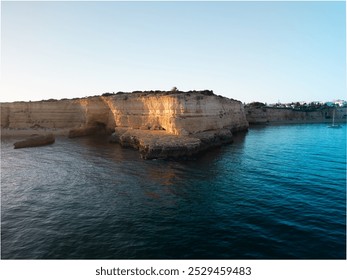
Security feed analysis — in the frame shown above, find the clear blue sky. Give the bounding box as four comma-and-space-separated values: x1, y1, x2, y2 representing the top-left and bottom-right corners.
1, 1, 346, 103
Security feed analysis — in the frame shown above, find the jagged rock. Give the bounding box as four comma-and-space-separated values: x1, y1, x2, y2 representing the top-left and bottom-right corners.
110, 128, 234, 159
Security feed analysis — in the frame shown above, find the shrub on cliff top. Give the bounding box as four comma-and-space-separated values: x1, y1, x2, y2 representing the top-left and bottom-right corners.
247, 102, 266, 108
185, 90, 214, 96
102, 92, 115, 97
199, 90, 214, 96
114, 89, 215, 96
42, 98, 58, 102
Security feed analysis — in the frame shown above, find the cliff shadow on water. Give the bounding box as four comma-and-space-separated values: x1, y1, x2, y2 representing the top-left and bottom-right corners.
68, 131, 249, 163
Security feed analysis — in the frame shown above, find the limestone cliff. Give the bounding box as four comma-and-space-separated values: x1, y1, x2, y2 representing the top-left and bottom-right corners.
246, 106, 347, 124
1, 97, 114, 132
1, 99, 84, 130
1, 90, 249, 158
103, 91, 248, 134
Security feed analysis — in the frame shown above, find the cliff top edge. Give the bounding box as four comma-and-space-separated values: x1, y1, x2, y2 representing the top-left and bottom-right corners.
1, 89, 240, 104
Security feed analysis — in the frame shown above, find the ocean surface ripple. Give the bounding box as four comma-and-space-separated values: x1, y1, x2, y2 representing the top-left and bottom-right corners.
1, 124, 346, 259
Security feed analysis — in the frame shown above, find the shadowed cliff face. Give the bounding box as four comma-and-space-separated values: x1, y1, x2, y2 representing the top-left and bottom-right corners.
1, 100, 85, 130
0, 97, 115, 133
1, 92, 248, 135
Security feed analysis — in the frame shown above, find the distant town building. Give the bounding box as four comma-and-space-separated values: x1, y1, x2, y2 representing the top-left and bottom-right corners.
249, 99, 347, 110
334, 100, 347, 107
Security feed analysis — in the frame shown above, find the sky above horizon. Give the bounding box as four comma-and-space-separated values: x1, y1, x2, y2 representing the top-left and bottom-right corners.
1, 1, 346, 104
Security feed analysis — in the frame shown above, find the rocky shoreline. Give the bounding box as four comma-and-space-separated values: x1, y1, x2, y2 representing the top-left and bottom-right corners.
245, 106, 347, 125
1, 90, 249, 158
3, 91, 346, 158
109, 127, 236, 159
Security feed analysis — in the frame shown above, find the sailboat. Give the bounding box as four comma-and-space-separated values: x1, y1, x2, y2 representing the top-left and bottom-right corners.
328, 109, 342, 128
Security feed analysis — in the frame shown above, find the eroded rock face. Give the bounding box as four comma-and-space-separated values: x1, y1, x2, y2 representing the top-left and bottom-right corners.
1, 100, 85, 130
1, 97, 115, 133
1, 91, 249, 158
103, 92, 248, 135
105, 91, 248, 158
110, 127, 234, 159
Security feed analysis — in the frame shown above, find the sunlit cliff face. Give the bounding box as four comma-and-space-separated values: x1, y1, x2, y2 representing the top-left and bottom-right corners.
1, 92, 249, 135
103, 93, 248, 135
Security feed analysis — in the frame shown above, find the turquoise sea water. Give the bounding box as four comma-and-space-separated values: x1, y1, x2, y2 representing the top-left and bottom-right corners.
1, 123, 346, 259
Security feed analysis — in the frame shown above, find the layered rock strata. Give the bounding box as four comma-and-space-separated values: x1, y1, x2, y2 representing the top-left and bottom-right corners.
1, 97, 115, 133
110, 127, 234, 159
1, 90, 249, 158
104, 91, 248, 135
246, 106, 347, 124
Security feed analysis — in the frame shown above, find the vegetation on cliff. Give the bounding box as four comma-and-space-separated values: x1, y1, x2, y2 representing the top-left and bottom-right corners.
103, 89, 216, 97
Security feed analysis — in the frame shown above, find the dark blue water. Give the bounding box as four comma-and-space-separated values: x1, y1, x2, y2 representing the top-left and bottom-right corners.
1, 124, 346, 259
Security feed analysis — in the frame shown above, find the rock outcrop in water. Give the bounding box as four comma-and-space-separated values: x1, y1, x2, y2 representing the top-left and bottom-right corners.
13, 134, 55, 149
1, 90, 249, 158
110, 127, 235, 159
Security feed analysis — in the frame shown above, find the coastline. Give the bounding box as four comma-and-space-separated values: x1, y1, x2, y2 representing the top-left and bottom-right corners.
2, 94, 345, 158
0, 128, 71, 138
2, 119, 344, 140
248, 119, 346, 126
245, 106, 347, 125
0, 91, 249, 158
